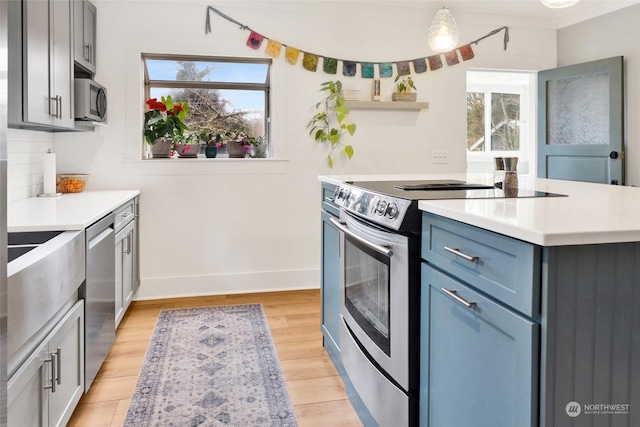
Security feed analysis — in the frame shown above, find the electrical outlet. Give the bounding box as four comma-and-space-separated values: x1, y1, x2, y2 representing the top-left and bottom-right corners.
431, 150, 449, 164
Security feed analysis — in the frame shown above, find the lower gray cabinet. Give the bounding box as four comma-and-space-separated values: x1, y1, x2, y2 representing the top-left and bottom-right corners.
8, 300, 85, 427
115, 198, 137, 328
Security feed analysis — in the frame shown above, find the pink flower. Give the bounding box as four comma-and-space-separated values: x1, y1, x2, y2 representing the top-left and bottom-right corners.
243, 145, 251, 152
215, 142, 223, 148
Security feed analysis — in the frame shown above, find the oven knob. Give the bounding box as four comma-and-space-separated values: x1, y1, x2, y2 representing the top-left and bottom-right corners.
386, 203, 399, 219
375, 201, 387, 215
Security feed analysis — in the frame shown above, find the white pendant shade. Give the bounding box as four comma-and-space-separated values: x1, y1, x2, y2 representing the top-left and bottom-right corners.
540, 0, 580, 8
428, 7, 459, 52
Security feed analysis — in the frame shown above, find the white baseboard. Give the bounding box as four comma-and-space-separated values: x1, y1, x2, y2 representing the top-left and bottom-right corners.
134, 268, 320, 301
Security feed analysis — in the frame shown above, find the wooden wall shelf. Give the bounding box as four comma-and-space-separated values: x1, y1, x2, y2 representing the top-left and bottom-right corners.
344, 101, 429, 110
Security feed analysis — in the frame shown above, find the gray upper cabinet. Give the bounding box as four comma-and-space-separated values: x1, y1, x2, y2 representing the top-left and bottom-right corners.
73, 0, 96, 75
9, 0, 75, 130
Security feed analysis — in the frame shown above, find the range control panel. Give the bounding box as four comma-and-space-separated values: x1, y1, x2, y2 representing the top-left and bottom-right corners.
333, 184, 413, 231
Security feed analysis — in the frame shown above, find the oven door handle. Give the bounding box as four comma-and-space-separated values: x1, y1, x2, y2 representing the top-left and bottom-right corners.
330, 217, 394, 257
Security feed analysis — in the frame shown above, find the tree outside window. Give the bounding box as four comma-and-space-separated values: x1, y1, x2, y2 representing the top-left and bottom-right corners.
467, 91, 521, 153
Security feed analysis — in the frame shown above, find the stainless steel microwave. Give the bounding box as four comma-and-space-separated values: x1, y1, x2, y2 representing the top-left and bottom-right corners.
74, 78, 107, 122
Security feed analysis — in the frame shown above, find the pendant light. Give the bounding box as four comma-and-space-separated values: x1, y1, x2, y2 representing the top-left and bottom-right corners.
428, 6, 459, 52
539, 0, 580, 8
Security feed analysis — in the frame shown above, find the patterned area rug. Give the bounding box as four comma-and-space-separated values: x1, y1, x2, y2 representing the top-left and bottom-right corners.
124, 304, 298, 426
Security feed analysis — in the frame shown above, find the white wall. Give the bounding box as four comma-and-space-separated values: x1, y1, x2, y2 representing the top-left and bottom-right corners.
52, 1, 557, 299
557, 3, 640, 186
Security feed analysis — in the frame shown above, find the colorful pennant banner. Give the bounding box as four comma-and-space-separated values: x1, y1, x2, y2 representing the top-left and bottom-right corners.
205, 6, 509, 78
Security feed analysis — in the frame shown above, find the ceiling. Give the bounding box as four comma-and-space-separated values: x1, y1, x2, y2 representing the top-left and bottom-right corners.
368, 0, 640, 28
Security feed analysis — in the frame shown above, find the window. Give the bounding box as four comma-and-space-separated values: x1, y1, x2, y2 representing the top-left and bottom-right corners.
143, 54, 271, 158
466, 71, 535, 175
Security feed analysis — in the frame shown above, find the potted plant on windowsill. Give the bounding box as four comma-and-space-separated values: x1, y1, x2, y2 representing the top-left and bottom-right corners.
144, 96, 189, 158
204, 131, 225, 158
392, 76, 417, 102
226, 130, 254, 158
174, 132, 200, 158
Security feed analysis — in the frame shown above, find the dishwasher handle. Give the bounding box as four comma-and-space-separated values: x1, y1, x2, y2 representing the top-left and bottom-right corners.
88, 227, 113, 250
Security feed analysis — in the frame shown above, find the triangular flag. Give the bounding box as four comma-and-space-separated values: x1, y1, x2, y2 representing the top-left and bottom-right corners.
285, 46, 300, 65
246, 31, 264, 50
303, 53, 319, 72
265, 40, 282, 58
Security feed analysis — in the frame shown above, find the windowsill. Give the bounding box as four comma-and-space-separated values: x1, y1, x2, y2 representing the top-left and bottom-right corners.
124, 157, 289, 176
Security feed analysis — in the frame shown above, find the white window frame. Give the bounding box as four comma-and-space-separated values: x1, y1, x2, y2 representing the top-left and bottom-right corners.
466, 70, 536, 176
142, 53, 272, 160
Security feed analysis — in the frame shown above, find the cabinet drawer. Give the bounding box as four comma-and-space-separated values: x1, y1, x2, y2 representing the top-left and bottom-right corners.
114, 199, 135, 233
321, 183, 339, 217
421, 212, 540, 317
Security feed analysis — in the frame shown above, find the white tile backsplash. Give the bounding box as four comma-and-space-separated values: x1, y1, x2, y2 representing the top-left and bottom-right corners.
7, 129, 54, 203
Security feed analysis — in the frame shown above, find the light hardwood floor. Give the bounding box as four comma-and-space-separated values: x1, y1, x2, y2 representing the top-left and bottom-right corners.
67, 289, 363, 427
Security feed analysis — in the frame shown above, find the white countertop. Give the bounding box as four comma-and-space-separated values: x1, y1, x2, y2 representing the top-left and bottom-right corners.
8, 190, 140, 232
319, 174, 640, 246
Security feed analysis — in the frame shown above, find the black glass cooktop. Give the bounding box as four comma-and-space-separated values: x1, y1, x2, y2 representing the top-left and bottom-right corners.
347, 180, 566, 200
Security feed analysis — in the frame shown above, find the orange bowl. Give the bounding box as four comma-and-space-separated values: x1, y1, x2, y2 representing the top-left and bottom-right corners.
56, 174, 90, 193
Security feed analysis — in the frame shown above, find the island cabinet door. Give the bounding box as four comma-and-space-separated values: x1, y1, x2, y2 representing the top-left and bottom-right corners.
420, 264, 539, 427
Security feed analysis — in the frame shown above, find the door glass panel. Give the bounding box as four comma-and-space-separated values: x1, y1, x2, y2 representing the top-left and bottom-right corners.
344, 238, 391, 356
547, 72, 609, 145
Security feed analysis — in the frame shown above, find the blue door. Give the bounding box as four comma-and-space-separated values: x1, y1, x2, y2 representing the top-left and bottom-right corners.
537, 56, 623, 184
420, 264, 539, 427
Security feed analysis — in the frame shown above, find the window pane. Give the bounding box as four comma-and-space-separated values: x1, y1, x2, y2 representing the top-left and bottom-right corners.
467, 92, 485, 151
490, 93, 520, 151
145, 59, 268, 84
149, 88, 265, 138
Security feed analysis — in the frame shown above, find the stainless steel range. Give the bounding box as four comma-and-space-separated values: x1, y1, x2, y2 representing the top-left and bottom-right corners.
330, 179, 564, 426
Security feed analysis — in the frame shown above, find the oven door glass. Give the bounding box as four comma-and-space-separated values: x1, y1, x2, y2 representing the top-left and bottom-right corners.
344, 236, 391, 356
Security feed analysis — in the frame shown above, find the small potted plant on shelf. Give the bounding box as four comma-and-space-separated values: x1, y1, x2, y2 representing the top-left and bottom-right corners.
144, 96, 189, 158
392, 76, 417, 102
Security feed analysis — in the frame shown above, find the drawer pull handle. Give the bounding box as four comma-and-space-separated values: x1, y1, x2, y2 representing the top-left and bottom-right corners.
444, 246, 479, 262
442, 288, 476, 308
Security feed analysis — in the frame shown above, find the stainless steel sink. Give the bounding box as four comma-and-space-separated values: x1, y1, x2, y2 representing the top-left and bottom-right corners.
7, 230, 85, 377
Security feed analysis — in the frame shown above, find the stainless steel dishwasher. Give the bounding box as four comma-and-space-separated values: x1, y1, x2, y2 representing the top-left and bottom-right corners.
82, 213, 115, 391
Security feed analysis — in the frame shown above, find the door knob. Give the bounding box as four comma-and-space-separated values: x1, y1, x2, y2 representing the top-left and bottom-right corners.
609, 151, 619, 159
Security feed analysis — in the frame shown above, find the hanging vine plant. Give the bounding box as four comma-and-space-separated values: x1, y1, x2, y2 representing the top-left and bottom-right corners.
307, 80, 356, 168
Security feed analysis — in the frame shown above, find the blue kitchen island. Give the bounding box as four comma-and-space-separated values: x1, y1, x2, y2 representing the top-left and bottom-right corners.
320, 174, 640, 427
